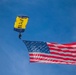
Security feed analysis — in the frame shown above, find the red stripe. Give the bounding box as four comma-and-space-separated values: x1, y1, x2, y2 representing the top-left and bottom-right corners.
49, 48, 76, 53
63, 42, 76, 45
30, 56, 69, 62
47, 44, 75, 49
30, 57, 64, 63
29, 53, 76, 61
50, 52, 76, 58
47, 44, 56, 47
30, 58, 76, 65
57, 46, 74, 49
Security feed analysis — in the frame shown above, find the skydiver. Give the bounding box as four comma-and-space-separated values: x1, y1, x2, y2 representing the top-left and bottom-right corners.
19, 33, 22, 39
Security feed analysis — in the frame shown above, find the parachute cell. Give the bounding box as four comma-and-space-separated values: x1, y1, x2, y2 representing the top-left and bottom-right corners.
14, 16, 29, 33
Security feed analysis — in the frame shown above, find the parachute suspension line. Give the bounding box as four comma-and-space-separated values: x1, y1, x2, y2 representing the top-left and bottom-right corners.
19, 33, 22, 39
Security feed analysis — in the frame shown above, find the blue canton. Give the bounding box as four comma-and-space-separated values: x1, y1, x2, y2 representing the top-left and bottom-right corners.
23, 40, 50, 54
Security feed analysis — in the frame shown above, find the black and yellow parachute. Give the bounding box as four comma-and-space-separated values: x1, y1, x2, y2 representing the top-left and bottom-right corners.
14, 16, 29, 39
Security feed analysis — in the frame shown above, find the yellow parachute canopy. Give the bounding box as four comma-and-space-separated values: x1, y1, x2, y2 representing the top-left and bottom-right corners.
14, 16, 29, 33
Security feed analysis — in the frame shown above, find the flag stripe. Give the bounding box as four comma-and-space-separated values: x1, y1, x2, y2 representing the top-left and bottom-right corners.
47, 43, 76, 49
29, 52, 76, 60
23, 40, 76, 65
30, 54, 76, 62
50, 49, 76, 55
49, 47, 76, 53
30, 58, 76, 65
29, 53, 76, 61
47, 43, 76, 60
50, 52, 76, 57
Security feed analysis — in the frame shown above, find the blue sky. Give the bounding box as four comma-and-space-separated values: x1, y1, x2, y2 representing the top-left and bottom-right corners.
0, 0, 76, 75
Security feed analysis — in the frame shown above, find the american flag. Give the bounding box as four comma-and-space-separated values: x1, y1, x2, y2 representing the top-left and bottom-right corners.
23, 40, 76, 65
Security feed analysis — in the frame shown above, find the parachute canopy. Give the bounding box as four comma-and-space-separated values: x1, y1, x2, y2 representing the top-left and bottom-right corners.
14, 16, 29, 33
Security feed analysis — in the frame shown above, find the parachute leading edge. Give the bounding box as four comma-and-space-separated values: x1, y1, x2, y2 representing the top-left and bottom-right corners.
14, 16, 29, 33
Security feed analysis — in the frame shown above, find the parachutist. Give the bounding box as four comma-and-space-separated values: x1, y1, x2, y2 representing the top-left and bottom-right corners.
14, 16, 29, 39
19, 33, 22, 39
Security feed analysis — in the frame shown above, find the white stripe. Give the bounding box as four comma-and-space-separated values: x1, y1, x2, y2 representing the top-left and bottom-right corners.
47, 43, 76, 48
29, 52, 51, 56
47, 42, 65, 46
30, 59, 76, 65
50, 50, 76, 56
30, 55, 75, 62
49, 46, 76, 51
71, 45, 76, 47
29, 52, 76, 60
